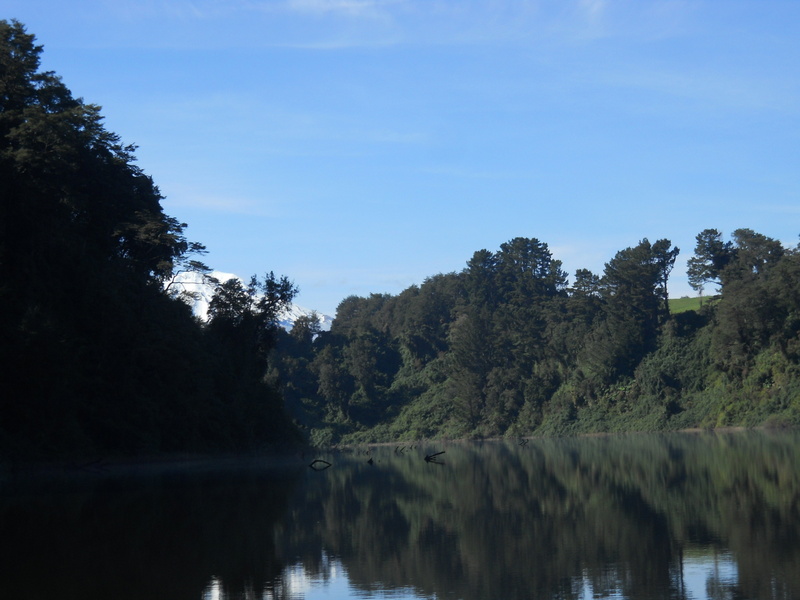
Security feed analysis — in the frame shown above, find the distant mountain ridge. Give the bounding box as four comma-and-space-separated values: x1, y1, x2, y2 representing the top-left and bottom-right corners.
168, 270, 333, 331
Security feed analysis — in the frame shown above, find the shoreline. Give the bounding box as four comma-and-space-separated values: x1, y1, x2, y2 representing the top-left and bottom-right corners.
2, 425, 792, 484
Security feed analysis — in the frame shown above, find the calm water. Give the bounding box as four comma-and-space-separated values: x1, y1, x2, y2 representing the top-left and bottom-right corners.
2, 431, 799, 600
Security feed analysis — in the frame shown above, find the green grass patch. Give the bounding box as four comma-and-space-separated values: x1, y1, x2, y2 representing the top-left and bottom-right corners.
669, 295, 718, 314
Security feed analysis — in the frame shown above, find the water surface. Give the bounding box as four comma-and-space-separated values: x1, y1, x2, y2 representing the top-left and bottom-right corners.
2, 431, 799, 599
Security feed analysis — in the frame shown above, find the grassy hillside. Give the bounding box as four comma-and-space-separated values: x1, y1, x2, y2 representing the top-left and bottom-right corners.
668, 295, 718, 314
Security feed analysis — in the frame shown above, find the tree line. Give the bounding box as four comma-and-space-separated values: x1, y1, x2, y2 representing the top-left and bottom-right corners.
3, 20, 799, 461
0, 20, 300, 461
270, 227, 800, 446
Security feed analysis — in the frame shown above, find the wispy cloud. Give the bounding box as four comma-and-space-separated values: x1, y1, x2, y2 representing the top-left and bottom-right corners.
595, 66, 800, 115
163, 188, 285, 217
136, 89, 431, 164
284, 0, 404, 19
418, 165, 531, 181
579, 0, 606, 16
92, 0, 694, 51
103, 0, 228, 21
545, 0, 696, 44
103, 0, 396, 26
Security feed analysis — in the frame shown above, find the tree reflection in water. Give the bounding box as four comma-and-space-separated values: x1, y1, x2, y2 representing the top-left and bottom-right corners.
272, 431, 800, 600
2, 431, 799, 600
0, 462, 301, 600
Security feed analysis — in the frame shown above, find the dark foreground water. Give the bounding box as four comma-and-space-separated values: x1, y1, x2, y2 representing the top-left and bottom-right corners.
2, 430, 799, 600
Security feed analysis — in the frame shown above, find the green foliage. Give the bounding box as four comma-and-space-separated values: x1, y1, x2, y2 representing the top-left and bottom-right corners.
0, 21, 300, 462
687, 228, 732, 293
6, 23, 798, 458
270, 229, 800, 443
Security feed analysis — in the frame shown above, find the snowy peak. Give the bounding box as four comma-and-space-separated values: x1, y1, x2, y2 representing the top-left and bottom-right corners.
167, 270, 333, 331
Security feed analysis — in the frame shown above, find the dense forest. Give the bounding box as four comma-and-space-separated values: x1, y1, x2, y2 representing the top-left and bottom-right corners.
0, 20, 301, 462
270, 231, 800, 446
2, 21, 799, 462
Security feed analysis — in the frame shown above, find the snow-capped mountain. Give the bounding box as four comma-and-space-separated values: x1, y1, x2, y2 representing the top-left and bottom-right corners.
166, 270, 333, 331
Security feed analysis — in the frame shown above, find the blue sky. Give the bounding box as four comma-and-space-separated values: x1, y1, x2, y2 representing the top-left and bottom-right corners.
6, 1, 800, 315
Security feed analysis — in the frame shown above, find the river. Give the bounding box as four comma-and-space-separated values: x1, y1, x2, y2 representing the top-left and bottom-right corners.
2, 430, 798, 599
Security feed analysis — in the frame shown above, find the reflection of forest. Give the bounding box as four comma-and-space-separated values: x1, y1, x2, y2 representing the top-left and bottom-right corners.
0, 463, 302, 600
275, 432, 800, 600
1, 432, 798, 600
